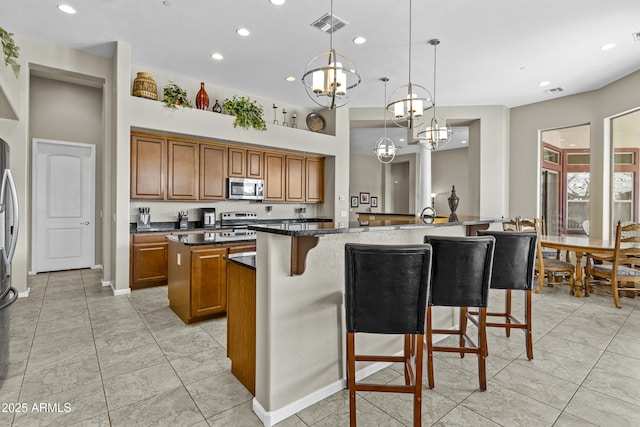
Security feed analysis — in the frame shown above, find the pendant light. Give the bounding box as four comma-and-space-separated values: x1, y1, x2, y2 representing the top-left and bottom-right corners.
374, 78, 396, 163
418, 39, 452, 150
302, 0, 361, 109
386, 0, 432, 129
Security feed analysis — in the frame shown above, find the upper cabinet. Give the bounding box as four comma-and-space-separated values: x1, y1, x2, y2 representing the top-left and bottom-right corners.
131, 134, 166, 200
131, 131, 324, 203
200, 144, 227, 200
167, 140, 199, 200
228, 147, 264, 179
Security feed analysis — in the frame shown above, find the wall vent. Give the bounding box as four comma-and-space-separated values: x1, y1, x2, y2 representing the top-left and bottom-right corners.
311, 13, 348, 34
633, 31, 640, 42
544, 87, 565, 95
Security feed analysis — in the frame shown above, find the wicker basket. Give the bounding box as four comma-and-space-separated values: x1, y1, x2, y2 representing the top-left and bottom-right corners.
132, 72, 158, 100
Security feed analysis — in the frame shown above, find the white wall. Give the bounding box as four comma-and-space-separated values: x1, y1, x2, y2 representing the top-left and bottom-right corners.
432, 147, 470, 215
348, 153, 382, 221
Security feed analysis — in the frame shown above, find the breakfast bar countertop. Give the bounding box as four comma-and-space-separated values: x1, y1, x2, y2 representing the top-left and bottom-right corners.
248, 215, 505, 237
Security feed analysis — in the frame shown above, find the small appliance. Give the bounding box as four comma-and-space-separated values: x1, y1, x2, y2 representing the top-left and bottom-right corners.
201, 207, 216, 228
228, 178, 264, 200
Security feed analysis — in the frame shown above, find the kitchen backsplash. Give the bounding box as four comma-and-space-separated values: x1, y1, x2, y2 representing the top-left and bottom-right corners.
130, 200, 325, 223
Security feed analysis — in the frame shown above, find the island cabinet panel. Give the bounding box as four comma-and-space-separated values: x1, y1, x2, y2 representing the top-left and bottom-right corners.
286, 154, 306, 202
167, 139, 199, 200
306, 156, 324, 203
227, 261, 256, 395
191, 247, 228, 318
200, 144, 227, 200
246, 149, 264, 179
131, 135, 166, 199
130, 233, 169, 289
228, 147, 246, 178
264, 152, 285, 201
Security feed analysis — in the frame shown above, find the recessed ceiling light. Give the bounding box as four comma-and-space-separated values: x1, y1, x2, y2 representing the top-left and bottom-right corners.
539, 81, 550, 87
285, 76, 296, 82
461, 140, 468, 144
353, 36, 367, 45
270, 0, 286, 5
210, 53, 224, 60
600, 43, 616, 50
57, 4, 76, 14
236, 28, 250, 37
399, 138, 405, 142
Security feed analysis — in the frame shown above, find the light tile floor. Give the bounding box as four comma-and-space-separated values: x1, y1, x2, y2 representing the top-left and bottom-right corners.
1, 269, 639, 426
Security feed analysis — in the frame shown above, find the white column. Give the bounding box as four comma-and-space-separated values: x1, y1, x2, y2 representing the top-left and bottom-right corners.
419, 146, 432, 213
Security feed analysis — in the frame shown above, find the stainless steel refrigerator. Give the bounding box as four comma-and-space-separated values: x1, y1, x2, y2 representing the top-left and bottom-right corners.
0, 137, 19, 386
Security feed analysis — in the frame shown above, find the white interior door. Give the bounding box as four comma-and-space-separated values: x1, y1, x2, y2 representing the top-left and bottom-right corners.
32, 139, 95, 273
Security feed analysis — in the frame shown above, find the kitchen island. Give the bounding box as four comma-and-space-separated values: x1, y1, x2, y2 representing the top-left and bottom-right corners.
247, 215, 504, 426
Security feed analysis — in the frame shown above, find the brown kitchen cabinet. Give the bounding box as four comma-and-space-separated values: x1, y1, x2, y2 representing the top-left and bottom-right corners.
130, 233, 169, 289
286, 154, 306, 202
306, 156, 324, 203
264, 152, 285, 201
228, 147, 264, 179
200, 143, 227, 200
131, 134, 166, 200
167, 139, 199, 200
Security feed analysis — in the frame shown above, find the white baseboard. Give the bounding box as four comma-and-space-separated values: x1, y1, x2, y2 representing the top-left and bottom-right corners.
91, 264, 103, 270
18, 288, 31, 298
105, 280, 131, 296
100, 279, 111, 288
27, 270, 36, 276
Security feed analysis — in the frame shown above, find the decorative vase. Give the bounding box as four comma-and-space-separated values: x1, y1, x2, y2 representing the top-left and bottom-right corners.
195, 82, 209, 110
212, 99, 222, 113
448, 185, 459, 214
132, 72, 158, 100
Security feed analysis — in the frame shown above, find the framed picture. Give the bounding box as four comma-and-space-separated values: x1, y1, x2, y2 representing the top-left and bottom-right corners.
350, 196, 359, 208
360, 192, 370, 204
371, 196, 378, 208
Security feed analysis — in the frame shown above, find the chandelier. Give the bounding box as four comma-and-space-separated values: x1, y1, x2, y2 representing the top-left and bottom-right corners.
373, 78, 396, 163
386, 0, 432, 128
302, 0, 361, 109
417, 39, 452, 150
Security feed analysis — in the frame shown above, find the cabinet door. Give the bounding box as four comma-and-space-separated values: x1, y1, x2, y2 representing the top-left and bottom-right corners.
306, 156, 324, 203
200, 144, 227, 200
131, 234, 169, 288
246, 150, 264, 179
131, 135, 166, 200
264, 152, 285, 201
286, 155, 306, 202
191, 247, 228, 317
228, 147, 246, 178
168, 140, 199, 200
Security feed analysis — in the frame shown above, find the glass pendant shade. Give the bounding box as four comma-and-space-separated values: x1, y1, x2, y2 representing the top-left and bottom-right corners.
386, 83, 432, 129
418, 116, 452, 150
303, 50, 360, 108
374, 136, 396, 163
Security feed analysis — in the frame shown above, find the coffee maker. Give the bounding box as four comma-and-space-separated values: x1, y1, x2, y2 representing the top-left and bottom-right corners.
201, 208, 216, 228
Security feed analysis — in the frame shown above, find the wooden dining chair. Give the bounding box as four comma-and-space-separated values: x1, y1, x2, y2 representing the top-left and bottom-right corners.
585, 220, 640, 308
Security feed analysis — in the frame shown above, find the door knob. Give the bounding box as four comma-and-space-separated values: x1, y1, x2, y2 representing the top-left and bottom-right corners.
81, 221, 90, 225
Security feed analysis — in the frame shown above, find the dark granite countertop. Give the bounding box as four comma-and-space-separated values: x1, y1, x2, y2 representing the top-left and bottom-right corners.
226, 252, 256, 270
130, 217, 332, 234
167, 232, 257, 246
248, 215, 505, 237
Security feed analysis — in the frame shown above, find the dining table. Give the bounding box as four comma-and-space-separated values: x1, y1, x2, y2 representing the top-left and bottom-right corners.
540, 235, 616, 297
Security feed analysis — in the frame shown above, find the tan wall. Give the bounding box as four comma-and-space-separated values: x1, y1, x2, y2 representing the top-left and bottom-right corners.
432, 147, 470, 215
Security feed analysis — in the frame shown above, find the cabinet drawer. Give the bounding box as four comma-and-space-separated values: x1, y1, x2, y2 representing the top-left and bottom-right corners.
132, 233, 169, 244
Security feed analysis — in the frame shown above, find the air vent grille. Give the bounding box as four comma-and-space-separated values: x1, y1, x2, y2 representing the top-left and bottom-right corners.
311, 13, 348, 33
633, 31, 640, 42
545, 87, 564, 95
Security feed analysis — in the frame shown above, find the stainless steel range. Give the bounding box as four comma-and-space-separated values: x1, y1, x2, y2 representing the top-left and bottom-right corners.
220, 211, 258, 229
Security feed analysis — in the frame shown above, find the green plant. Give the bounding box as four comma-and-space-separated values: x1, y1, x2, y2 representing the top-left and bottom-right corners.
162, 82, 192, 108
0, 26, 20, 79
222, 96, 267, 131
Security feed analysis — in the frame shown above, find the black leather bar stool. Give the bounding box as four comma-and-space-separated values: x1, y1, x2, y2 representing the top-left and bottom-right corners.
423, 235, 495, 391
344, 243, 432, 427
476, 230, 538, 359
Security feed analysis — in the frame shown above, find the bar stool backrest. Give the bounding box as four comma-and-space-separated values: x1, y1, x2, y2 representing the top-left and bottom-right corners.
423, 236, 495, 308
477, 230, 538, 290
344, 244, 432, 335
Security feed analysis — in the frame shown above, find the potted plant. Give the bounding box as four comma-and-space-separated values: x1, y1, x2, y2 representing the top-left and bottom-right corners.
162, 82, 192, 108
0, 26, 20, 78
223, 96, 267, 131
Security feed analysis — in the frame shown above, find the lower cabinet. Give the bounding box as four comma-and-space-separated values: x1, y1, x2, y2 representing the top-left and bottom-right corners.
130, 233, 169, 289
167, 239, 256, 324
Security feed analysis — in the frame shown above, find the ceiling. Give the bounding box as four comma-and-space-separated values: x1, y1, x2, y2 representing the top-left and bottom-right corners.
2, 0, 640, 111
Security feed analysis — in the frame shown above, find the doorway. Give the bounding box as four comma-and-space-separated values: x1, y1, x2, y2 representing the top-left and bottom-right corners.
611, 109, 640, 236
32, 139, 96, 273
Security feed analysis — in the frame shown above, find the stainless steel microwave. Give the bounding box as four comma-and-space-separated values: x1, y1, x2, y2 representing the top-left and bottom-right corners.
228, 177, 265, 200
